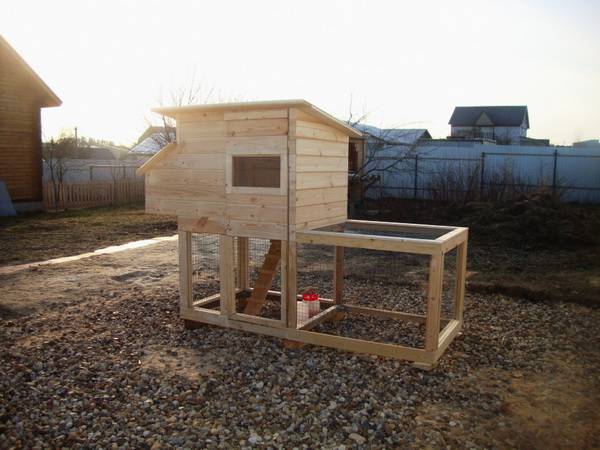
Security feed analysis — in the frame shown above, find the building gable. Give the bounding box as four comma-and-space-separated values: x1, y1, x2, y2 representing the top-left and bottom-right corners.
474, 112, 494, 126
0, 35, 61, 108
449, 106, 528, 129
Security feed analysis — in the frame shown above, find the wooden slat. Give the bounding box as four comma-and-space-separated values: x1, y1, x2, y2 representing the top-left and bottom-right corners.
425, 254, 444, 352
178, 231, 193, 312
333, 246, 344, 304
178, 120, 227, 139
295, 172, 347, 190
454, 241, 468, 322
136, 142, 178, 176
295, 120, 350, 143
227, 220, 287, 240
224, 109, 288, 121
176, 217, 228, 234
226, 118, 288, 137
286, 241, 298, 329
435, 320, 462, 361
343, 304, 427, 324
226, 203, 287, 224
225, 135, 287, 153
219, 235, 236, 317
180, 307, 431, 363
298, 305, 338, 330
296, 155, 348, 173
237, 237, 249, 290
296, 229, 442, 255
145, 198, 225, 217
160, 153, 224, 171
295, 187, 347, 207
295, 138, 348, 157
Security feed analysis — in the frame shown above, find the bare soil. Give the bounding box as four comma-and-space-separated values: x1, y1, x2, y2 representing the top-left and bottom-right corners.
1, 200, 599, 447
0, 204, 176, 266
1, 237, 599, 448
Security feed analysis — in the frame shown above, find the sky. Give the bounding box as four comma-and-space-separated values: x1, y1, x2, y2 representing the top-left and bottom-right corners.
2, 0, 599, 146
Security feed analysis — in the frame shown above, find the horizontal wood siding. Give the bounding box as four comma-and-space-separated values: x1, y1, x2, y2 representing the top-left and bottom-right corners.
145, 109, 289, 239
0, 44, 44, 202
293, 122, 349, 231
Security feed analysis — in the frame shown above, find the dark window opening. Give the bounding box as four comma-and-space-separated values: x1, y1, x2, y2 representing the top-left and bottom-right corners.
348, 142, 358, 172
232, 156, 280, 188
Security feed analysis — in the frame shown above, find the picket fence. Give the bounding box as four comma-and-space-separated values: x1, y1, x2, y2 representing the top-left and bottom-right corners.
43, 180, 145, 210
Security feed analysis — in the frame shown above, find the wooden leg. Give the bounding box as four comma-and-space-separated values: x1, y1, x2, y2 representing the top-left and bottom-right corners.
219, 235, 235, 318
454, 241, 467, 322
425, 254, 444, 352
333, 246, 344, 304
237, 237, 249, 291
178, 230, 193, 314
286, 241, 298, 329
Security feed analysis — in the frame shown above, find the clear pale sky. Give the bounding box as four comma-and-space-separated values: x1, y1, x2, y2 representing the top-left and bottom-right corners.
2, 0, 599, 146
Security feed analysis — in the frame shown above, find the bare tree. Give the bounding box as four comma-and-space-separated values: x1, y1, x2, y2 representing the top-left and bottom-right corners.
346, 114, 430, 203
146, 71, 243, 149
43, 135, 78, 210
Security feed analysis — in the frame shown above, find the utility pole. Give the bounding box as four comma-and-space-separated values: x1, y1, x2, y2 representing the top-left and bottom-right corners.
74, 126, 78, 153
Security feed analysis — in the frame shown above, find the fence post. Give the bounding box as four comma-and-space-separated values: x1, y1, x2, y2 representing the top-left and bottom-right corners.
413, 154, 419, 200
479, 152, 486, 200
552, 149, 558, 197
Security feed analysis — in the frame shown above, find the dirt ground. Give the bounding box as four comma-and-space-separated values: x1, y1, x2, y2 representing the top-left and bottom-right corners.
1, 235, 599, 448
0, 205, 176, 266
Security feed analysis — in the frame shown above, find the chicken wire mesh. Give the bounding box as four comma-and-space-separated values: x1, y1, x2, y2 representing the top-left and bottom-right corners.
188, 234, 459, 347
236, 238, 283, 320
297, 242, 458, 348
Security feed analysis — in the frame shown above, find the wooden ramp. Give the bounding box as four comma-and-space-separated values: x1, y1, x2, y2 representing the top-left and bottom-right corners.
244, 240, 281, 315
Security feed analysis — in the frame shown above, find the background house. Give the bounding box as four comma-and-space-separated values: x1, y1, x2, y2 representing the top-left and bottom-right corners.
0, 35, 61, 211
449, 106, 529, 144
129, 126, 175, 157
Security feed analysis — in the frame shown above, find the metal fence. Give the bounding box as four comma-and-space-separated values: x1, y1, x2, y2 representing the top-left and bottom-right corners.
366, 147, 600, 203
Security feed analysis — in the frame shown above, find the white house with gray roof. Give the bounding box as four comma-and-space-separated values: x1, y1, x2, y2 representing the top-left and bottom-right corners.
449, 106, 529, 144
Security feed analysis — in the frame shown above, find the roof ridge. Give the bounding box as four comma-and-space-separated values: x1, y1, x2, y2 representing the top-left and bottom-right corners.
0, 35, 61, 107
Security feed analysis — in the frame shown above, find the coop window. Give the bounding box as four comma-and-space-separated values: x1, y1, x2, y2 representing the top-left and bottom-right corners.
232, 156, 281, 188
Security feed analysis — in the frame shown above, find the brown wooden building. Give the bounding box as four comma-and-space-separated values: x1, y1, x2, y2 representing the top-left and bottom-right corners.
0, 35, 61, 210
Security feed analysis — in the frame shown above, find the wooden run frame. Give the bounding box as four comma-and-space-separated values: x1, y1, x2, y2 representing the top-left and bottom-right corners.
180, 220, 468, 369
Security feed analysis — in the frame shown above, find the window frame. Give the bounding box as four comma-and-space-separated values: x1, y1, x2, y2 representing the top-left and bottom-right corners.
225, 148, 287, 196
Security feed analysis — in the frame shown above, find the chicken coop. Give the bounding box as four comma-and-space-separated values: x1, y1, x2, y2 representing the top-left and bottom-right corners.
137, 100, 468, 369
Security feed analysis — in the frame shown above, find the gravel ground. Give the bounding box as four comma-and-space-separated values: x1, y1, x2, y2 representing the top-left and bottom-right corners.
1, 239, 600, 449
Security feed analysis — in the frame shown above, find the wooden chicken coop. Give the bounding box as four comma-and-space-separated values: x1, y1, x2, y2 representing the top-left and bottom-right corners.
137, 100, 468, 369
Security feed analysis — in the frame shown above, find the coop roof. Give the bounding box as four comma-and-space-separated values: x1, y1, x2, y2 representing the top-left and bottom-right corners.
0, 35, 62, 108
152, 99, 363, 139
449, 106, 529, 128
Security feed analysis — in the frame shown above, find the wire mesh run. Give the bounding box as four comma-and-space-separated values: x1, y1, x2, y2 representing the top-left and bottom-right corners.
191, 233, 220, 303
296, 243, 458, 348
235, 238, 283, 320
191, 233, 238, 309
296, 244, 333, 300
248, 238, 281, 291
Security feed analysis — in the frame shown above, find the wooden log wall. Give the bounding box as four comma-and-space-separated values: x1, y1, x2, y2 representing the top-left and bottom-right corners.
0, 44, 44, 203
